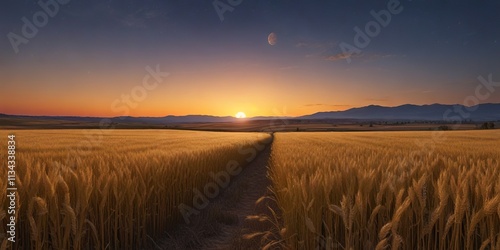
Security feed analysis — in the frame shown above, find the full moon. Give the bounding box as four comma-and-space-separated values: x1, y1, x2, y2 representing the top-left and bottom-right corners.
235, 112, 246, 119
268, 32, 277, 46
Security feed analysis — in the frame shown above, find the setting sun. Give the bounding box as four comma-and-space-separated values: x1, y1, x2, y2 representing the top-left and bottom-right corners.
235, 112, 246, 119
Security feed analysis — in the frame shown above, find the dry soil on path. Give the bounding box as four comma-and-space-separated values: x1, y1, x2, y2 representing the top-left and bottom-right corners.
159, 140, 281, 250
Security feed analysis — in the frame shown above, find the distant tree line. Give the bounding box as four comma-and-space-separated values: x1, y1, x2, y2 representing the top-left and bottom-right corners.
480, 122, 495, 129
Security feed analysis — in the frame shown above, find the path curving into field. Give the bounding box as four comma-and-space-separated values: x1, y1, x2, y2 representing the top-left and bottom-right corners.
158, 135, 281, 250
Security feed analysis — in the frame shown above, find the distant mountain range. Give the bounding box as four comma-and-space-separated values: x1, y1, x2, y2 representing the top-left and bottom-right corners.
1, 103, 499, 124
299, 103, 500, 121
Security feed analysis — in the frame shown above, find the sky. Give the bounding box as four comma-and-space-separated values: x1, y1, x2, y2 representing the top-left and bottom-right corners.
1, 0, 499, 117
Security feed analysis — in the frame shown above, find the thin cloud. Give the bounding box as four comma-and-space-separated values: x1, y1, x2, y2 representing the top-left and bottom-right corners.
325, 52, 398, 62
65, 3, 165, 29
296, 42, 308, 48
115, 8, 164, 28
297, 41, 337, 60
296, 41, 336, 50
362, 54, 398, 62
118, 15, 147, 28
325, 53, 360, 61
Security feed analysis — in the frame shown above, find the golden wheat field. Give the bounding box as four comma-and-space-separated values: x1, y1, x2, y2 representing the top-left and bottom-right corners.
0, 129, 271, 249
270, 130, 500, 250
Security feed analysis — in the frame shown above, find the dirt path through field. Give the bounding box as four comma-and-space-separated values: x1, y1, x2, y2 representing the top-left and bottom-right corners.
159, 137, 281, 250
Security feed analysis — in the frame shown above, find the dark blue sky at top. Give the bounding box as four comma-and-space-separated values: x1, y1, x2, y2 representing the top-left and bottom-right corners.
3, 0, 499, 63
1, 0, 499, 114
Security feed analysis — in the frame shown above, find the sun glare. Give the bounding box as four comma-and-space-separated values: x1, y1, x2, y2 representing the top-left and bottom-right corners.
235, 112, 246, 119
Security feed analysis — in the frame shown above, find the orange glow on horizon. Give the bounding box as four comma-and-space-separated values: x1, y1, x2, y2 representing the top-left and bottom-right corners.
1, 57, 480, 118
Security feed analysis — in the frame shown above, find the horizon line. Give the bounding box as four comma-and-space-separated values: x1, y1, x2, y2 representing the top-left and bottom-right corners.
1, 102, 498, 118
